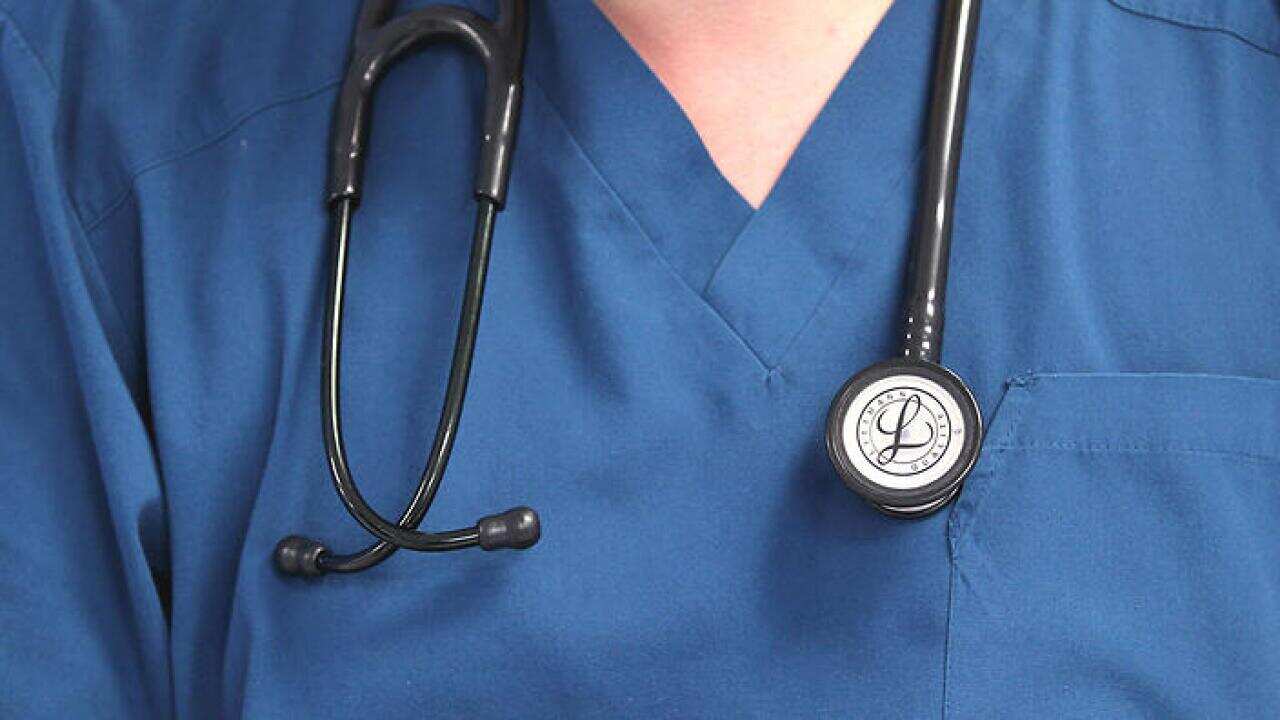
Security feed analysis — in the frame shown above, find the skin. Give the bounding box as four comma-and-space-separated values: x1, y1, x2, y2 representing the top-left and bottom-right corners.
593, 0, 896, 209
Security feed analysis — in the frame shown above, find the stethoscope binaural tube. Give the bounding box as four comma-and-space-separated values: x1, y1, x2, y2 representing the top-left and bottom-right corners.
825, 0, 985, 517
275, 0, 539, 578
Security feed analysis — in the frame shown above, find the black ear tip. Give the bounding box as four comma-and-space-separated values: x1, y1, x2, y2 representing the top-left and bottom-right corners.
274, 536, 328, 577
477, 506, 540, 550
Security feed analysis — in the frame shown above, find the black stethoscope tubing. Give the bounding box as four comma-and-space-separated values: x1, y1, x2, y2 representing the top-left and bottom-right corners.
276, 0, 538, 577
276, 0, 984, 578
903, 0, 980, 366
825, 0, 984, 516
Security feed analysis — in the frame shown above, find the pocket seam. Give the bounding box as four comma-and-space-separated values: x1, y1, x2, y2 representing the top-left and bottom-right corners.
942, 385, 1023, 720
946, 375, 1031, 556
1107, 0, 1280, 59
988, 372, 1280, 464
946, 371, 1280, 554
987, 442, 1280, 468
940, 369, 1280, 718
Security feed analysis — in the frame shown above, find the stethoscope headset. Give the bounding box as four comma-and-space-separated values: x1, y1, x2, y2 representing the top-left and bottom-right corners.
275, 0, 984, 578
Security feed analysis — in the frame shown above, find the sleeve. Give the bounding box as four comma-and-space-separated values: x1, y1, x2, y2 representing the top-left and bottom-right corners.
0, 9, 171, 718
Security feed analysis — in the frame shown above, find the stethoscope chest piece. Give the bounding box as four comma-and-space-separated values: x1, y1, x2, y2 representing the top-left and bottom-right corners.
824, 0, 986, 519
826, 359, 982, 517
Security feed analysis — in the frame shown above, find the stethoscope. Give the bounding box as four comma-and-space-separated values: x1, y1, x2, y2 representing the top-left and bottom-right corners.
275, 0, 983, 578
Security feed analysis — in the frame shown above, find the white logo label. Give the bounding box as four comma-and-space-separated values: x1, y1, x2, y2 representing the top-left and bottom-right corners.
839, 374, 968, 491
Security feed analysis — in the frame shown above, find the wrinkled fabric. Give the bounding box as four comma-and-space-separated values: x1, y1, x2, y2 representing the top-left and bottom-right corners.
1, 0, 1278, 717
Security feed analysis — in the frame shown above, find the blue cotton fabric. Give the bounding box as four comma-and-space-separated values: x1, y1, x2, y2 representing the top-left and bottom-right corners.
1, 0, 1278, 717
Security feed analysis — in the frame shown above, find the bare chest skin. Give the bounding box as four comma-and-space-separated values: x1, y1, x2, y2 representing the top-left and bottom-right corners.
594, 0, 895, 208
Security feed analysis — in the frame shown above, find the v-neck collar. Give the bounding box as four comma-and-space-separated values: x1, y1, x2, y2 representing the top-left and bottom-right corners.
527, 0, 1018, 370
526, 1, 755, 295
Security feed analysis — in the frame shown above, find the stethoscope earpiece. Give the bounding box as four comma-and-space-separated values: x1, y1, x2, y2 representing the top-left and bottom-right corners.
273, 504, 540, 578
826, 359, 982, 517
477, 506, 542, 551
275, 536, 328, 578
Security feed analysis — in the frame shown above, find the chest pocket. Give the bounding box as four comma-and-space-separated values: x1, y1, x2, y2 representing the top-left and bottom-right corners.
943, 373, 1280, 718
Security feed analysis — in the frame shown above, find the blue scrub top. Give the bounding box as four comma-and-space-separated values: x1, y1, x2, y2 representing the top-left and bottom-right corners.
3, 0, 1279, 717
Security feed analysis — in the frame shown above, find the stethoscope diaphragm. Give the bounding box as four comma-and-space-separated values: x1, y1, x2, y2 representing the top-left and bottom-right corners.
825, 359, 982, 517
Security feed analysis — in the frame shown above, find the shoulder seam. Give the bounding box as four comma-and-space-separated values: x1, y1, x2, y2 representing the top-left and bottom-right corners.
1, 4, 341, 402
0, 5, 147, 395
0, 3, 56, 93
83, 78, 341, 233
0, 3, 342, 232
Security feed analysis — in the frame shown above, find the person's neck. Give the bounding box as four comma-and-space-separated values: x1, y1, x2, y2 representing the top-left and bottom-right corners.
594, 0, 896, 208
